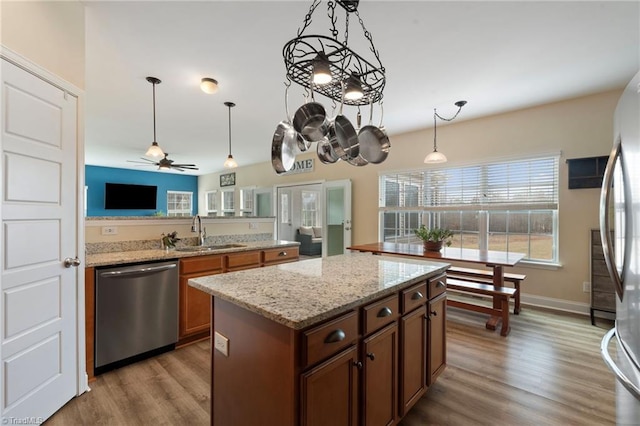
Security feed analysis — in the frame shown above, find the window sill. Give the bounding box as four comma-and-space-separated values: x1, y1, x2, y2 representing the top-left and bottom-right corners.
519, 260, 563, 270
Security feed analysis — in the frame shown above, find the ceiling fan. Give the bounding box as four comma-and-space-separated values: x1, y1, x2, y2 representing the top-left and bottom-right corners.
128, 153, 199, 172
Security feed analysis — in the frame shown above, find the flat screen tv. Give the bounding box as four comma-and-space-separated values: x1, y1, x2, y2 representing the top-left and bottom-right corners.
104, 183, 157, 210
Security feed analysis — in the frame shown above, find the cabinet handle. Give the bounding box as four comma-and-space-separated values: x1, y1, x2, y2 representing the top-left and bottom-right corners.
353, 361, 363, 369
366, 352, 375, 361
430, 311, 438, 316
278, 251, 287, 256
411, 291, 424, 300
424, 314, 430, 321
436, 280, 446, 288
377, 307, 393, 318
324, 329, 346, 343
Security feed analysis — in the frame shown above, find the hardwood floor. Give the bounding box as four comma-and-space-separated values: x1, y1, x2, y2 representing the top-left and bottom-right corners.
45, 306, 616, 425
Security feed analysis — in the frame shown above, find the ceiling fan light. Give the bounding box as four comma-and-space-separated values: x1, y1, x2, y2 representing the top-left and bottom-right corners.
424, 150, 447, 164
146, 141, 164, 157
200, 78, 219, 94
312, 54, 332, 85
224, 154, 238, 169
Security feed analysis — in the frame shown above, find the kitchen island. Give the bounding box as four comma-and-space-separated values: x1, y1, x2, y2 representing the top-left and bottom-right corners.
189, 252, 449, 425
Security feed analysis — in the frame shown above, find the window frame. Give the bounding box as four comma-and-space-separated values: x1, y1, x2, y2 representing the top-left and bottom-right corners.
205, 190, 219, 216
379, 154, 560, 264
166, 190, 193, 217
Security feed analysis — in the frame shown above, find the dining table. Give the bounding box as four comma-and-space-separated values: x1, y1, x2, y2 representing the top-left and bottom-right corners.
347, 242, 525, 330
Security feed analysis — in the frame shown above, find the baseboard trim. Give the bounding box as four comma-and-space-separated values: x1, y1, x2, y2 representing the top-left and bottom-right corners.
521, 293, 590, 316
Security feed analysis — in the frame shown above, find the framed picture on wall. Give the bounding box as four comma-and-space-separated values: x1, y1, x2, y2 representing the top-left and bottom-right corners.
220, 172, 236, 187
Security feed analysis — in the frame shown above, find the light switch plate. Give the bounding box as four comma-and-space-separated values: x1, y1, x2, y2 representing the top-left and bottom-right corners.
214, 331, 229, 357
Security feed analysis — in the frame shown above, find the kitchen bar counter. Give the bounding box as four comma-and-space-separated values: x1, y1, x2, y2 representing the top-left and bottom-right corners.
189, 252, 449, 330
189, 252, 450, 425
85, 240, 299, 267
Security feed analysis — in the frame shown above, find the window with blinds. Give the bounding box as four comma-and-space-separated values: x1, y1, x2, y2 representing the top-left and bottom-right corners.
205, 190, 218, 216
379, 155, 560, 263
167, 191, 193, 217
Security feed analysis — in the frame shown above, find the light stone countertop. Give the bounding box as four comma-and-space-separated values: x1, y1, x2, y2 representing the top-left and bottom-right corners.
85, 240, 299, 267
189, 252, 449, 330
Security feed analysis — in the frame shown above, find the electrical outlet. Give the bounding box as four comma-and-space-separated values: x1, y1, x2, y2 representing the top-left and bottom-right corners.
214, 331, 229, 357
101, 226, 118, 235
249, 222, 258, 229
583, 281, 591, 293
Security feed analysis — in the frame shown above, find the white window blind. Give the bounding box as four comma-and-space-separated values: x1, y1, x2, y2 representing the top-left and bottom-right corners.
205, 190, 218, 216
381, 156, 559, 211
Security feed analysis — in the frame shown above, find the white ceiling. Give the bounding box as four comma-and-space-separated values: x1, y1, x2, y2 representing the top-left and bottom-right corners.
83, 0, 640, 176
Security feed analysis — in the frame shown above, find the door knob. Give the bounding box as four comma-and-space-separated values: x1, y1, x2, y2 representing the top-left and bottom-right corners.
64, 257, 81, 268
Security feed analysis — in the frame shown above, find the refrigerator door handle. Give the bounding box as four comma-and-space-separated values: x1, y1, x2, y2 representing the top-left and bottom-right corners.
599, 138, 624, 299
601, 328, 640, 401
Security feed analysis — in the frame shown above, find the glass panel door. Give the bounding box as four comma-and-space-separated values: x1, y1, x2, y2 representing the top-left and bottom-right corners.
324, 179, 352, 256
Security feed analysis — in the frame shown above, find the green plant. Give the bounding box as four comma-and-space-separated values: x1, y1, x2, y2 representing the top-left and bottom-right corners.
161, 231, 180, 248
414, 225, 454, 246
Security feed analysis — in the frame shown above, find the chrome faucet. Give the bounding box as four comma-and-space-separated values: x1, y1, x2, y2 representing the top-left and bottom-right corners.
191, 215, 206, 246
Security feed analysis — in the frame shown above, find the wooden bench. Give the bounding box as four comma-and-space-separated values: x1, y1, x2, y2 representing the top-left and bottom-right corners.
448, 266, 526, 314
446, 278, 517, 336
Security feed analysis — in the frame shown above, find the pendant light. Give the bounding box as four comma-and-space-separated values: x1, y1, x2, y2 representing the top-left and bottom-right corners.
424, 100, 467, 164
344, 73, 364, 101
312, 53, 332, 85
145, 76, 165, 158
223, 101, 238, 168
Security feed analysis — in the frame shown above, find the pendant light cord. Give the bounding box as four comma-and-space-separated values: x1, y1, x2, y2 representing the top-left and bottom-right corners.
433, 101, 466, 151
152, 81, 157, 142
227, 104, 232, 155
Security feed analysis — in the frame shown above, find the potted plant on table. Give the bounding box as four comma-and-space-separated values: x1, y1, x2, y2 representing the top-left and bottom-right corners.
414, 225, 454, 252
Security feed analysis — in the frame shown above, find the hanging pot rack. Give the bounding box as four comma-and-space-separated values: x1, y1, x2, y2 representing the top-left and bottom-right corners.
282, 0, 386, 106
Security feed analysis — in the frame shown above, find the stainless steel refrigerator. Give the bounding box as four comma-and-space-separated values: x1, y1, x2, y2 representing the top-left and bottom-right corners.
600, 70, 640, 424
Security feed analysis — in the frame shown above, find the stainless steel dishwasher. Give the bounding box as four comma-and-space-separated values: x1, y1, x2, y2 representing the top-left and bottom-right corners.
95, 260, 179, 374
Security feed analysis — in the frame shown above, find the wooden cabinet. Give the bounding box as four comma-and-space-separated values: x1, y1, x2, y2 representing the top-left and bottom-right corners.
179, 254, 224, 344
591, 229, 616, 324
362, 323, 398, 426
226, 250, 261, 272
427, 292, 447, 384
210, 270, 446, 425
178, 246, 300, 345
301, 345, 359, 426
263, 246, 299, 266
399, 304, 427, 416
85, 267, 96, 382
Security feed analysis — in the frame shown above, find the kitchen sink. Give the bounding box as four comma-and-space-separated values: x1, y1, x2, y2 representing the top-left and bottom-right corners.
176, 244, 246, 252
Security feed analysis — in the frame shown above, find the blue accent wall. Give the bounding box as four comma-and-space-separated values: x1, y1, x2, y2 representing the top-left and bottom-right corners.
86, 166, 198, 217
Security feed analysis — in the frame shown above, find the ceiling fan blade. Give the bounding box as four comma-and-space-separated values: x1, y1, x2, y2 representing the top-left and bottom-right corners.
171, 163, 197, 168
127, 160, 157, 165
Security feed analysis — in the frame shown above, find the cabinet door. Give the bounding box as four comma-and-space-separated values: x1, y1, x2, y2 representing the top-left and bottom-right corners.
427, 293, 447, 385
301, 345, 358, 426
399, 305, 427, 416
362, 323, 398, 426
179, 275, 215, 341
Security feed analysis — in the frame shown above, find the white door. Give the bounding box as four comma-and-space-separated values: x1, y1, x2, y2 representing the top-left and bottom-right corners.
1, 59, 79, 421
323, 179, 352, 256
277, 187, 293, 241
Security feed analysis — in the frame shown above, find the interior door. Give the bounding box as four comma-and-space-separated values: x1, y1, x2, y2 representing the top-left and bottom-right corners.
324, 179, 352, 256
1, 58, 79, 421
277, 187, 294, 241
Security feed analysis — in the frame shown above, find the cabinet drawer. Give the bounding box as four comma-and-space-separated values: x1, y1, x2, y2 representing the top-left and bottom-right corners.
303, 311, 358, 368
263, 247, 299, 265
180, 255, 224, 275
362, 294, 399, 335
226, 251, 261, 271
402, 282, 427, 314
428, 274, 447, 299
